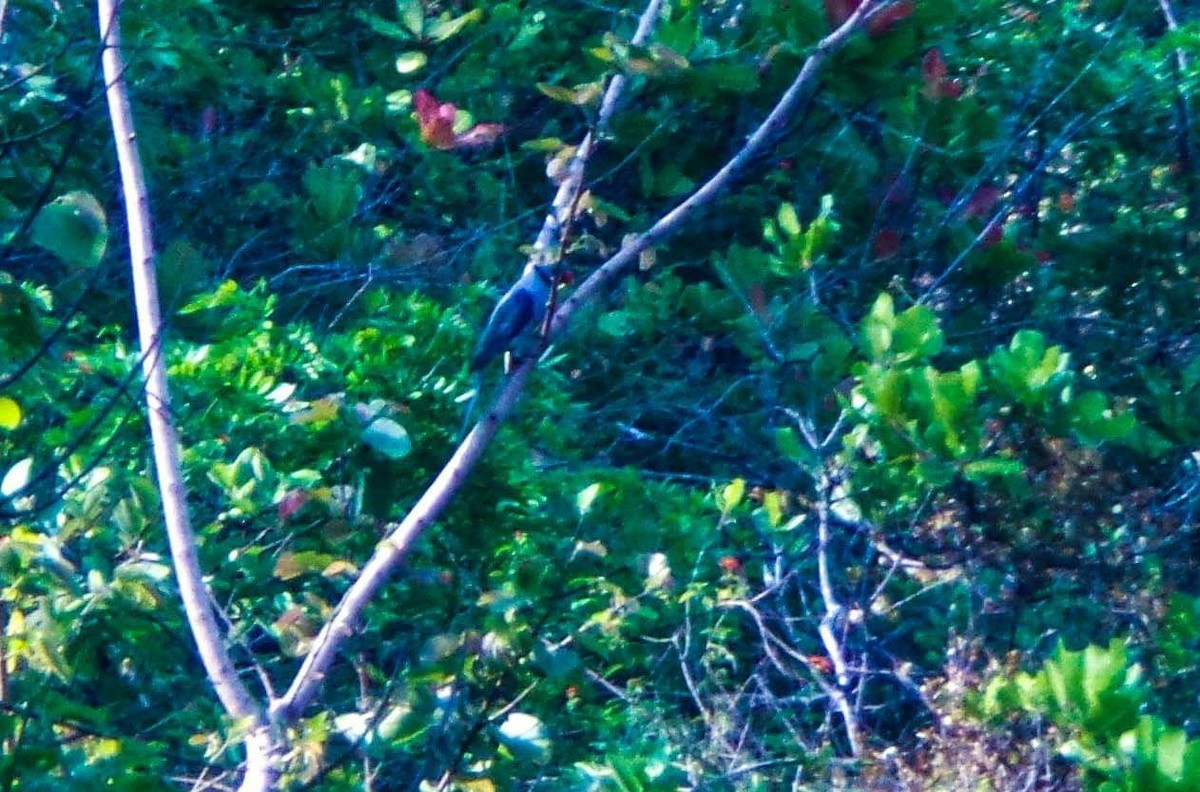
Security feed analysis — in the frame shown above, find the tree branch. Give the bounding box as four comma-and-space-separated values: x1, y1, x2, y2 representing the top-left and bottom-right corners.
271, 0, 886, 724
96, 2, 276, 789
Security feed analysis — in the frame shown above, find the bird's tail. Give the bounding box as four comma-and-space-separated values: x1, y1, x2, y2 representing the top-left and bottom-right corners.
458, 371, 485, 440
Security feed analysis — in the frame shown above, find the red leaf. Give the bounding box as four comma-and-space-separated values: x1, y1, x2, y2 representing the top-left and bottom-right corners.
807, 655, 834, 673
824, 0, 856, 27
923, 48, 964, 101
200, 106, 218, 138
922, 48, 947, 89
278, 490, 309, 521
453, 122, 505, 149
940, 78, 965, 99
966, 185, 1003, 218
873, 229, 902, 259
866, 0, 913, 35
826, 0, 912, 35
413, 89, 457, 150
414, 89, 505, 150
981, 223, 1004, 247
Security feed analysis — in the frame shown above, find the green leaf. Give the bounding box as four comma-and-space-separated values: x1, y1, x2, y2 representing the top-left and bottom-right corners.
720, 478, 746, 512
398, 0, 424, 35
31, 191, 108, 268
598, 310, 633, 337
158, 239, 212, 309
892, 305, 944, 362
801, 194, 839, 268
775, 426, 812, 464
355, 11, 416, 41
962, 458, 1024, 481
862, 293, 895, 359
426, 9, 482, 42
577, 482, 605, 515
1071, 391, 1136, 444
763, 490, 784, 527
0, 284, 40, 350
776, 202, 801, 238
361, 417, 412, 459
303, 163, 364, 223
537, 81, 604, 106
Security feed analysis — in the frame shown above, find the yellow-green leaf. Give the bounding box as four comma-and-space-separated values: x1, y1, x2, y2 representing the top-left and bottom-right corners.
395, 51, 427, 74
720, 478, 746, 512
0, 397, 21, 430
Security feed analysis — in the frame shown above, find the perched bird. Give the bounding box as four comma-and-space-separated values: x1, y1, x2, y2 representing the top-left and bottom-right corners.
470, 263, 554, 372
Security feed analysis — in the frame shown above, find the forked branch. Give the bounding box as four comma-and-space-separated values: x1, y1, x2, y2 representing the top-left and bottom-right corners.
273, 0, 890, 724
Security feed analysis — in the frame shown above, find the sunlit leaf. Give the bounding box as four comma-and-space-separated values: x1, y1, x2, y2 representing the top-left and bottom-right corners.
0, 396, 21, 430
1, 457, 33, 497
362, 417, 412, 459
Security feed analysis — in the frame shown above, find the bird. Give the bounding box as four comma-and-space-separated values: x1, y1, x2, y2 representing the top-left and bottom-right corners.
470, 263, 555, 372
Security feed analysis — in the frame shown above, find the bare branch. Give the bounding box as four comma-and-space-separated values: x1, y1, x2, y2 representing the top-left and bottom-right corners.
97, 1, 275, 788
1159, 0, 1198, 234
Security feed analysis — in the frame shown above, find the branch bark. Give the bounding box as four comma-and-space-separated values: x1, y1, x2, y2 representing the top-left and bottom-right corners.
1158, 0, 1198, 240
272, 0, 886, 724
97, 2, 276, 789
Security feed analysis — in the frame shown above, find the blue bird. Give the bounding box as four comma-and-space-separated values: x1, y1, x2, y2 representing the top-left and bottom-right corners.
470, 264, 555, 372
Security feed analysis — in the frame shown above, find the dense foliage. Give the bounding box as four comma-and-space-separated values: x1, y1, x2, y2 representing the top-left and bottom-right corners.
2, 0, 1200, 788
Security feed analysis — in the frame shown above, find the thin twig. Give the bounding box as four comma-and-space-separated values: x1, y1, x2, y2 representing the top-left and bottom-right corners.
920, 104, 1123, 301
815, 474, 851, 690
1158, 0, 1197, 239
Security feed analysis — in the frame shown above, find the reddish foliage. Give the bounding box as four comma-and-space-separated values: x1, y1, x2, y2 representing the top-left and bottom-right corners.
922, 48, 964, 100
413, 89, 457, 150
748, 283, 767, 316
278, 490, 309, 521
980, 223, 1004, 247
867, 0, 913, 35
807, 655, 835, 673
873, 228, 902, 259
825, 0, 913, 36
940, 78, 964, 98
413, 89, 504, 151
922, 48, 948, 85
966, 185, 1003, 218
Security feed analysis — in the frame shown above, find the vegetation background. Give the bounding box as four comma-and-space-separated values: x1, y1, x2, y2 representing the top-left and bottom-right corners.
2, 0, 1200, 789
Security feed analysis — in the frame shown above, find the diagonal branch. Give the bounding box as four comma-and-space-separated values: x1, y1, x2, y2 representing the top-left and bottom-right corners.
271, 0, 887, 724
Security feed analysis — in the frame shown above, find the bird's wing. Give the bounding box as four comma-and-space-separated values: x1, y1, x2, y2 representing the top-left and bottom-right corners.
470, 290, 534, 371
